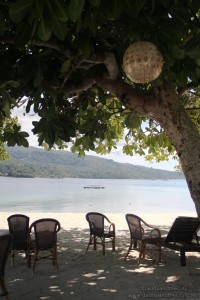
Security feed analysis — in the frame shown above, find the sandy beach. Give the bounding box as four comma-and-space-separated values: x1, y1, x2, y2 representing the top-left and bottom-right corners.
1, 212, 200, 300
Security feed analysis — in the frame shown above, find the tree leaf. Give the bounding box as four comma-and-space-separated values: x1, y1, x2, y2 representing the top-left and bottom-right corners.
2, 100, 11, 117
60, 57, 73, 73
37, 17, 52, 41
19, 137, 29, 147
51, 0, 68, 22
101, 0, 124, 19
125, 0, 146, 17
169, 45, 185, 59
185, 48, 200, 59
89, 0, 100, 7
9, 0, 33, 23
30, 0, 44, 19
13, 21, 32, 46
125, 113, 141, 129
49, 5, 67, 40
69, 0, 85, 21
5, 81, 20, 88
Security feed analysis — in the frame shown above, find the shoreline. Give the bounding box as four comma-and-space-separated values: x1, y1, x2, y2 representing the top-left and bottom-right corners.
0, 211, 197, 230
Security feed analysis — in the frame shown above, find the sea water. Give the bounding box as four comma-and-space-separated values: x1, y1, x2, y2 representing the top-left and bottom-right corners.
0, 177, 196, 215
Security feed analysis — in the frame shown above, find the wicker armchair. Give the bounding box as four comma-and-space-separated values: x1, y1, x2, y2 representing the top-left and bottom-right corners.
28, 218, 61, 273
7, 214, 30, 266
125, 214, 161, 264
85, 212, 115, 255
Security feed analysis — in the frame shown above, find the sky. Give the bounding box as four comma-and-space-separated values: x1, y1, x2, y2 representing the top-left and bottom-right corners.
12, 106, 178, 171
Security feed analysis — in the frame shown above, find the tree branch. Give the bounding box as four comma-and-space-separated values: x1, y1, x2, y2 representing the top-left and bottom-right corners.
0, 37, 72, 58
103, 52, 119, 80
78, 52, 119, 80
62, 78, 97, 94
96, 76, 155, 116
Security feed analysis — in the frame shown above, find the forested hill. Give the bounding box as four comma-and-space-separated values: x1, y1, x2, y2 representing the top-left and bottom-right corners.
0, 146, 183, 180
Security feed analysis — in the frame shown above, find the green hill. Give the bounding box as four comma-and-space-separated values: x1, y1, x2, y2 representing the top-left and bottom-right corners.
0, 146, 183, 180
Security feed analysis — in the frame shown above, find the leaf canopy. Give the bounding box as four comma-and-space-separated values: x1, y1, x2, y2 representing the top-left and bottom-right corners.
0, 0, 199, 162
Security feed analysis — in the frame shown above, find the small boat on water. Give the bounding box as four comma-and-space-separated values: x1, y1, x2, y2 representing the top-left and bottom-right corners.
84, 185, 105, 189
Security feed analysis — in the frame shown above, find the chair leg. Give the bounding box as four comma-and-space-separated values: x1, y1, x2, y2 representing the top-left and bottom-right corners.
180, 249, 186, 266
142, 243, 146, 258
27, 253, 31, 268
52, 247, 59, 270
94, 236, 97, 251
112, 237, 115, 252
124, 240, 133, 261
10, 250, 14, 267
85, 235, 93, 254
0, 277, 11, 300
138, 242, 146, 265
32, 249, 38, 273
157, 243, 162, 262
102, 237, 105, 255
27, 249, 32, 268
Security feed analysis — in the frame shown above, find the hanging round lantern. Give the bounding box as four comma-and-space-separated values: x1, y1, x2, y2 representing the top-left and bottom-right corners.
123, 41, 163, 84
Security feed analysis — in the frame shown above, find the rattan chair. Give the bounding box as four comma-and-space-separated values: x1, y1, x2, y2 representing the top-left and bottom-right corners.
0, 234, 12, 300
7, 214, 30, 266
125, 214, 161, 264
85, 212, 115, 255
28, 218, 61, 273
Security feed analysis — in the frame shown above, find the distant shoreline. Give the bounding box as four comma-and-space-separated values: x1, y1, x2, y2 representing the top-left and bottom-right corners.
0, 146, 184, 179
0, 175, 184, 180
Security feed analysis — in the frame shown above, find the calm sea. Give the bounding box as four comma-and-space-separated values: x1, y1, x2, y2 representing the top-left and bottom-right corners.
0, 177, 196, 215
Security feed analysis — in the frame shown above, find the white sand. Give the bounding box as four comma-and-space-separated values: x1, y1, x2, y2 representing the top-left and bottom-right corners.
2, 211, 200, 299
0, 211, 197, 230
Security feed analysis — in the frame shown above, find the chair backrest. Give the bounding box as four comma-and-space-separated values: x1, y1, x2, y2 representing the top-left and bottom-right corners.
165, 216, 200, 243
30, 218, 61, 249
0, 234, 12, 277
86, 212, 106, 236
7, 214, 30, 249
125, 214, 143, 240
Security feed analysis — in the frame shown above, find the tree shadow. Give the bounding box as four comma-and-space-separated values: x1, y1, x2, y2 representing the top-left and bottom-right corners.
5, 227, 200, 299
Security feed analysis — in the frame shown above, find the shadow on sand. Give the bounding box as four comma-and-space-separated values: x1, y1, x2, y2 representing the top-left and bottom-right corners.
5, 227, 200, 299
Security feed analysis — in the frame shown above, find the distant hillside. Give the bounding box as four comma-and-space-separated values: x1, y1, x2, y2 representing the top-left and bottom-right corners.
0, 146, 184, 180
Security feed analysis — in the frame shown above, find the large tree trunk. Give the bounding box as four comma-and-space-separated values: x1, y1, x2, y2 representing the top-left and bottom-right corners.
149, 86, 200, 218
98, 78, 200, 218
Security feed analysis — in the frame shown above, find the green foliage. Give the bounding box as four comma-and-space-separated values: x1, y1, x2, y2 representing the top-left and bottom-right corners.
0, 0, 199, 162
9, 0, 33, 23
3, 124, 29, 147
0, 116, 28, 159
69, 0, 85, 21
123, 120, 178, 162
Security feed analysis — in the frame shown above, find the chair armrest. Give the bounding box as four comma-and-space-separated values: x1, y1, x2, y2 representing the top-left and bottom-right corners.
109, 222, 115, 233
194, 233, 199, 244
150, 228, 161, 239
141, 218, 157, 229
141, 218, 161, 238
141, 226, 145, 235
56, 222, 61, 233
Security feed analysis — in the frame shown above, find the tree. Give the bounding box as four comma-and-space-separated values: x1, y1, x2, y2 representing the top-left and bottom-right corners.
0, 116, 26, 159
0, 1, 200, 214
